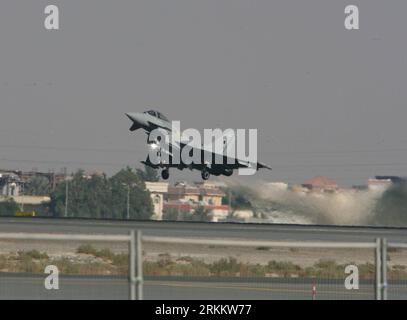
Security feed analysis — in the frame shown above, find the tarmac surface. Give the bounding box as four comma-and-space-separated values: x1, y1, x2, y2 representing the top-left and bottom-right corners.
0, 274, 385, 300
0, 217, 407, 243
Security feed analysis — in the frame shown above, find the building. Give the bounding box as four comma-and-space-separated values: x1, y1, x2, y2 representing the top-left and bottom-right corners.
11, 196, 50, 205
265, 182, 288, 191
367, 178, 393, 191
0, 170, 51, 214
375, 176, 407, 184
0, 168, 67, 199
0, 171, 22, 197
166, 181, 225, 205
302, 176, 338, 192
164, 181, 230, 222
145, 181, 169, 220
12, 169, 66, 191
367, 176, 407, 191
16, 169, 65, 190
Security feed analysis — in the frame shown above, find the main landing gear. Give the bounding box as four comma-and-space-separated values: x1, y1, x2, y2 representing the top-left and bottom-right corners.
161, 168, 169, 180
201, 168, 210, 180
162, 167, 211, 180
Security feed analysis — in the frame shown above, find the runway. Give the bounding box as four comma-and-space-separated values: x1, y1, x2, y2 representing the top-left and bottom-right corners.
2, 274, 407, 300
0, 274, 384, 300
0, 217, 407, 243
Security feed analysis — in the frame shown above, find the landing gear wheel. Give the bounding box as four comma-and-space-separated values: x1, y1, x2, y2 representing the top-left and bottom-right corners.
161, 169, 169, 180
201, 168, 210, 180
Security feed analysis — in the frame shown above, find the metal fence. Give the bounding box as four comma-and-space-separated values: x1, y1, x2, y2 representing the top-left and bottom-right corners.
0, 231, 141, 300
143, 235, 385, 300
0, 231, 401, 300
386, 241, 407, 300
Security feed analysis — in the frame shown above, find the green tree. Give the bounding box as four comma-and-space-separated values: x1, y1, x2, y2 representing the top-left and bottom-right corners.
193, 206, 211, 222
162, 208, 180, 221
50, 170, 110, 218
136, 165, 159, 182
0, 200, 19, 216
49, 168, 153, 220
372, 185, 407, 227
110, 167, 153, 220
24, 176, 51, 196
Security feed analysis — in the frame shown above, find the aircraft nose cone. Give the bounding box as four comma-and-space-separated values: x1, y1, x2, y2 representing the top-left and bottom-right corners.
126, 112, 144, 124
126, 112, 147, 127
126, 112, 145, 131
125, 113, 136, 121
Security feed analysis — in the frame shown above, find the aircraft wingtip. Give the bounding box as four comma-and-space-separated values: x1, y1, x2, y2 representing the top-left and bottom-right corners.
258, 162, 272, 170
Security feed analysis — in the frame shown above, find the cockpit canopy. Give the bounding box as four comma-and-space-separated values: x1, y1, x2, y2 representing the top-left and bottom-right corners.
143, 110, 169, 121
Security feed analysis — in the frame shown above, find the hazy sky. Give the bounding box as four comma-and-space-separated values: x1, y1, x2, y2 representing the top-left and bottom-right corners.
0, 0, 406, 186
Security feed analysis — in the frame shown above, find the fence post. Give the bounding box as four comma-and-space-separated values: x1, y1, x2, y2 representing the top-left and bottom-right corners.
381, 238, 387, 300
129, 230, 136, 300
136, 230, 143, 300
312, 280, 317, 300
375, 238, 382, 300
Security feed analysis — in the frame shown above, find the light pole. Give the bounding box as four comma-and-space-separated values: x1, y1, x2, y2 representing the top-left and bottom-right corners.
123, 183, 132, 220
228, 189, 232, 216
64, 167, 68, 218
126, 184, 130, 220
20, 181, 25, 212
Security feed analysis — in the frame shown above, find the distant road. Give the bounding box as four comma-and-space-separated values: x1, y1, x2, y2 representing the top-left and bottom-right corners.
0, 217, 407, 242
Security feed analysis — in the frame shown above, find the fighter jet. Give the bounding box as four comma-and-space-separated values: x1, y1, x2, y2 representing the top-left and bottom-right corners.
126, 110, 172, 133
126, 110, 271, 180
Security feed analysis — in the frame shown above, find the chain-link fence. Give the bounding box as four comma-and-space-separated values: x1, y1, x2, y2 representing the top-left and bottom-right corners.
0, 231, 402, 300
386, 242, 407, 300
142, 236, 379, 300
0, 232, 138, 300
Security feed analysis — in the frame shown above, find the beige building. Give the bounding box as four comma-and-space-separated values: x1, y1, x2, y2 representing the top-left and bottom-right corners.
367, 178, 393, 191
145, 181, 230, 221
0, 171, 22, 197
145, 181, 169, 220
302, 176, 338, 193
164, 181, 229, 221
11, 196, 51, 206
166, 181, 225, 206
